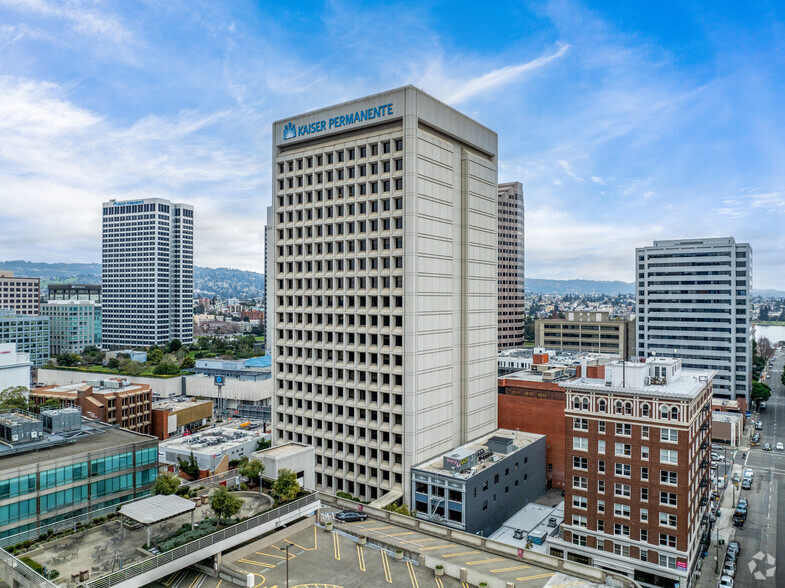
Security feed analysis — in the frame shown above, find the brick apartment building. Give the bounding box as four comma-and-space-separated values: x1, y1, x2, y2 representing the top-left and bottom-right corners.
498, 351, 610, 490
241, 309, 264, 321
31, 378, 152, 434
549, 357, 713, 588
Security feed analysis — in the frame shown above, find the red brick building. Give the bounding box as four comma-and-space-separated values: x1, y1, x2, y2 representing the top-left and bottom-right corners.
241, 309, 264, 321
549, 357, 713, 588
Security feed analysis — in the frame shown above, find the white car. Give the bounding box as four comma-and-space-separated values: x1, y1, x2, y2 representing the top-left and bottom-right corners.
744, 468, 754, 479
777, 442, 784, 451
722, 560, 737, 578
711, 452, 724, 461
718, 575, 734, 588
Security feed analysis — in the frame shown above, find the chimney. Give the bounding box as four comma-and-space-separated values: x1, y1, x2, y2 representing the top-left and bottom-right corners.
580, 358, 588, 380
533, 353, 548, 365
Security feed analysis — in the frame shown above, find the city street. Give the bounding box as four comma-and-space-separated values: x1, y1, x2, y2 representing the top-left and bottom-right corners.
729, 348, 784, 587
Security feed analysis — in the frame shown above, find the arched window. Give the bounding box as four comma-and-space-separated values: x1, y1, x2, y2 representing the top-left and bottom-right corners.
671, 407, 679, 421
624, 402, 633, 415
660, 406, 669, 419
582, 397, 589, 411
573, 397, 582, 410
641, 403, 650, 417
615, 401, 624, 414
598, 399, 607, 412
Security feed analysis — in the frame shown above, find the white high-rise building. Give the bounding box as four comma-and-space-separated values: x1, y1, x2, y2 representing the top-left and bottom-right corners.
102, 198, 194, 347
269, 86, 499, 503
636, 237, 752, 401
497, 182, 525, 350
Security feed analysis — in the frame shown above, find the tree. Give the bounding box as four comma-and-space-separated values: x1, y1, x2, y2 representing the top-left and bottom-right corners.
56, 353, 80, 366
153, 362, 181, 375
37, 398, 62, 412
178, 451, 200, 477
180, 356, 195, 369
751, 381, 772, 404
757, 337, 774, 362
153, 473, 181, 495
383, 502, 413, 516
107, 357, 120, 370
256, 438, 271, 451
167, 339, 182, 353
238, 459, 264, 485
0, 387, 31, 412
210, 486, 244, 525
148, 347, 164, 365
81, 346, 105, 365
272, 469, 300, 502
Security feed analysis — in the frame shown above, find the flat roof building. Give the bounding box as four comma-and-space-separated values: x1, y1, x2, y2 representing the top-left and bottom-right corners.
412, 429, 546, 537
41, 299, 102, 356
151, 398, 213, 440
535, 312, 635, 359
0, 271, 40, 316
0, 310, 49, 367
0, 343, 31, 393
160, 426, 261, 475
270, 85, 499, 503
0, 409, 158, 540
47, 283, 101, 302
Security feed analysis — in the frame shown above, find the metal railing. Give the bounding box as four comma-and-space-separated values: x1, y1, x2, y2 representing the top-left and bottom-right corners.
180, 469, 239, 490
0, 546, 58, 588
80, 493, 319, 588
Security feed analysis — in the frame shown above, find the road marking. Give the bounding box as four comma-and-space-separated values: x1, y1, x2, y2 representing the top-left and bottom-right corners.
412, 537, 440, 544
490, 564, 532, 572
406, 560, 419, 588
283, 526, 318, 551
389, 531, 417, 537
256, 551, 293, 560
357, 544, 366, 572
164, 570, 185, 586
435, 576, 444, 588
381, 550, 393, 583
441, 550, 479, 558
517, 572, 555, 581
333, 529, 341, 560
465, 557, 505, 565
421, 544, 454, 551
462, 583, 470, 588
215, 581, 222, 588
249, 573, 266, 588
237, 559, 276, 568
187, 573, 204, 588
366, 525, 395, 531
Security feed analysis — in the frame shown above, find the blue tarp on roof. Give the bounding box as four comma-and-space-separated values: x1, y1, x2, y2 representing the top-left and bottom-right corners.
244, 356, 271, 368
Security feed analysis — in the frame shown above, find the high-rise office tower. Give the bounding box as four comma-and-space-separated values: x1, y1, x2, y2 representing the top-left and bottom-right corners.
636, 238, 751, 401
0, 272, 40, 315
102, 198, 194, 347
269, 86, 499, 502
497, 182, 525, 350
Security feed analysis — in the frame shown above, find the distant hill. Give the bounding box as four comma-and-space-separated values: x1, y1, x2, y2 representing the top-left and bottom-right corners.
752, 289, 785, 298
526, 278, 634, 295
0, 260, 264, 300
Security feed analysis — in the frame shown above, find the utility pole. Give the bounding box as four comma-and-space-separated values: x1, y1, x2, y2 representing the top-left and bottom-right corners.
285, 543, 290, 588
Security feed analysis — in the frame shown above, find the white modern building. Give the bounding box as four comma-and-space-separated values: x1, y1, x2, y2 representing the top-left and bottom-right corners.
636, 237, 752, 401
0, 343, 31, 392
497, 182, 525, 350
41, 300, 102, 355
269, 86, 499, 503
101, 198, 194, 347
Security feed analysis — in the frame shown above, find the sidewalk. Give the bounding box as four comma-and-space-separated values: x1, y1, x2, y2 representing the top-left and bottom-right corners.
695, 438, 750, 588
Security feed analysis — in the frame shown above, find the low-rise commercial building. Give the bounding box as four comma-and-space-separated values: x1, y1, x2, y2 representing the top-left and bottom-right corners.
0, 310, 49, 367
0, 343, 31, 392
536, 312, 635, 359
41, 300, 102, 356
252, 443, 315, 490
160, 426, 262, 476
30, 378, 152, 435
151, 398, 213, 440
0, 408, 157, 540
0, 272, 40, 316
412, 429, 546, 537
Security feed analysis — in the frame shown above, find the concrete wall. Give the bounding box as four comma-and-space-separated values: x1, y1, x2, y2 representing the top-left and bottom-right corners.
39, 368, 183, 397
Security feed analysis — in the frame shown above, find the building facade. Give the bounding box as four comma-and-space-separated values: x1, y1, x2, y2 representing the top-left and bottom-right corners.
41, 300, 102, 356
636, 237, 751, 401
0, 310, 49, 367
47, 284, 101, 302
411, 430, 545, 536
0, 344, 31, 392
0, 409, 157, 540
497, 182, 525, 350
0, 272, 40, 316
269, 86, 499, 503
536, 312, 635, 359
551, 357, 713, 588
101, 198, 194, 348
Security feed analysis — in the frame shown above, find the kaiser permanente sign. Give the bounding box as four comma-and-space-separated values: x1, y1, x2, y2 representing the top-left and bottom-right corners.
282, 103, 394, 141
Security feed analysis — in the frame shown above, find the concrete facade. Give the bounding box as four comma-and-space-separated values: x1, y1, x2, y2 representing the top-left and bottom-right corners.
0, 344, 31, 393
497, 182, 525, 350
270, 86, 499, 504
411, 429, 546, 537
536, 312, 635, 359
102, 198, 194, 347
252, 442, 315, 490
636, 237, 752, 401
0, 272, 40, 316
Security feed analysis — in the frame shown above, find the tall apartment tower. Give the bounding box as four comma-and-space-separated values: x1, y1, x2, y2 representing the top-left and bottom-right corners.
269, 86, 499, 503
636, 238, 751, 401
553, 358, 713, 587
102, 198, 194, 347
497, 182, 525, 350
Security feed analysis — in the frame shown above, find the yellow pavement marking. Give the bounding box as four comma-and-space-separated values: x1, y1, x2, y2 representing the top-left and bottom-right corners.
366, 525, 395, 531
389, 531, 416, 537
216, 581, 222, 588
249, 573, 266, 588
187, 573, 204, 588
441, 550, 479, 558
381, 550, 393, 583
406, 560, 419, 588
282, 526, 318, 551
164, 570, 185, 586
412, 537, 439, 543
465, 557, 505, 565
255, 551, 292, 560
517, 572, 555, 582
353, 519, 376, 526
490, 564, 532, 572
462, 583, 470, 588
421, 544, 454, 551
357, 544, 366, 572
435, 577, 444, 588
237, 559, 275, 568
547, 582, 585, 588
333, 530, 341, 560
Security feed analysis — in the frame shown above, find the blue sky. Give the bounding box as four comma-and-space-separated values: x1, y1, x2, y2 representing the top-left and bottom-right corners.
0, 0, 783, 288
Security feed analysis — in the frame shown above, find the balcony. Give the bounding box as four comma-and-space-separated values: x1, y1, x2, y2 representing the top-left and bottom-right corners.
700, 459, 708, 469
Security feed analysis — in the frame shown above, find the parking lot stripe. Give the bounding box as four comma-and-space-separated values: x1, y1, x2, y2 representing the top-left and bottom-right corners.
333, 530, 341, 560
441, 550, 479, 558
435, 576, 444, 588
255, 551, 292, 560
366, 525, 395, 531
283, 526, 318, 551
215, 581, 222, 588
406, 560, 419, 588
164, 570, 185, 586
462, 583, 469, 588
249, 573, 266, 588
516, 572, 555, 582
187, 573, 204, 588
465, 557, 505, 565
412, 537, 439, 543
382, 550, 393, 583
490, 564, 532, 572
237, 559, 276, 568
357, 544, 366, 572
389, 531, 416, 537
421, 544, 454, 551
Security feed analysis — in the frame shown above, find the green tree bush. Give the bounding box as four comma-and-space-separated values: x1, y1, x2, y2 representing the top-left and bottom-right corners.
153, 473, 181, 495
210, 486, 243, 526
272, 468, 300, 502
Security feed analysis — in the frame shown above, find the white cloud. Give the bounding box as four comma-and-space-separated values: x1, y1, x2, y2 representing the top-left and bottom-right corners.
591, 176, 605, 185
558, 159, 584, 181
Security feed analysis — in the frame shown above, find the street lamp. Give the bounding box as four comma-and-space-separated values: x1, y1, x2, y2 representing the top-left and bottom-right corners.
285, 543, 290, 588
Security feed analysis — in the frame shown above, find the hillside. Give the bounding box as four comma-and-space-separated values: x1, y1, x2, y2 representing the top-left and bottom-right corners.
525, 278, 634, 295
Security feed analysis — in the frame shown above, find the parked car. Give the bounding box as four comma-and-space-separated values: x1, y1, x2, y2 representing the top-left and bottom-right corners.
744, 468, 754, 479
752, 433, 761, 446
760, 401, 767, 409
334, 510, 369, 522
777, 442, 784, 451
726, 540, 741, 560
712, 443, 724, 450
738, 497, 748, 510
764, 443, 772, 451
722, 560, 737, 577
711, 452, 725, 460
756, 421, 764, 430
742, 477, 752, 490
718, 575, 734, 587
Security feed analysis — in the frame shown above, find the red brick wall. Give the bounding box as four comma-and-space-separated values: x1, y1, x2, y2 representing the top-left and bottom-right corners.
151, 409, 169, 440
498, 380, 566, 489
